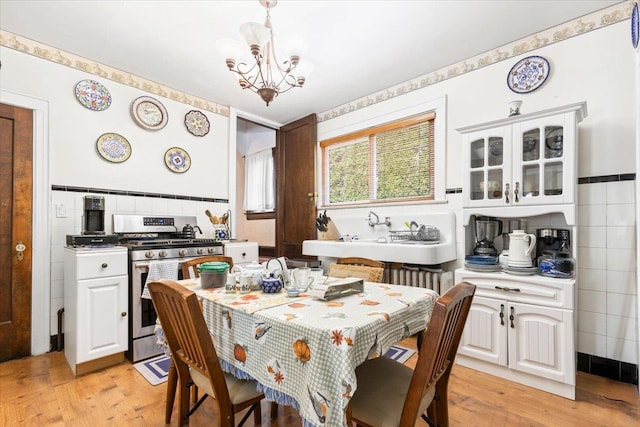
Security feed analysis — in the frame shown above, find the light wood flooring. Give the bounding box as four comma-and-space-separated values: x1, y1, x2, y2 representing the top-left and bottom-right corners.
1, 337, 638, 426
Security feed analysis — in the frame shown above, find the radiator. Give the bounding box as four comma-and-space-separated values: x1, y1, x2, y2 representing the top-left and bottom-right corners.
383, 265, 453, 294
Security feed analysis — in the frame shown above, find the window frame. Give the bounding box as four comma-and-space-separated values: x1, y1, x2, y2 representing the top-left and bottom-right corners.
319, 97, 446, 207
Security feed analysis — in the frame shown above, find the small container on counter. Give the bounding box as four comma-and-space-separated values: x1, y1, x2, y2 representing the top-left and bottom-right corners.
537, 250, 575, 278
198, 261, 230, 289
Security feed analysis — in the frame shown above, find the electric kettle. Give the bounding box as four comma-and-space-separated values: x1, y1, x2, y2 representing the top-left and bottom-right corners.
508, 230, 536, 267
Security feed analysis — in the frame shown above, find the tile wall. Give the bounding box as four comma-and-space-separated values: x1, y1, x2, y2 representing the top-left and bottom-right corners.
49, 187, 230, 336
576, 176, 638, 383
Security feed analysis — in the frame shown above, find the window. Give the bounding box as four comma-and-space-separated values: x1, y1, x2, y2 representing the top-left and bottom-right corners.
321, 112, 435, 206
243, 148, 275, 213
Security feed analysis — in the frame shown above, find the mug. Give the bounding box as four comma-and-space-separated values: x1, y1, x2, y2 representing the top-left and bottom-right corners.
291, 267, 314, 292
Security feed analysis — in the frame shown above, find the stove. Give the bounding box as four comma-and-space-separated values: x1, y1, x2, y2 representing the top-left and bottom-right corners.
113, 214, 223, 362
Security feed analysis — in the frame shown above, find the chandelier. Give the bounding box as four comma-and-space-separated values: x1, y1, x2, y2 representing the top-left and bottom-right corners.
216, 0, 312, 106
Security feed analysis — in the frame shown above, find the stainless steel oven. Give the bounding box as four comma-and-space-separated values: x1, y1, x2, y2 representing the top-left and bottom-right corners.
114, 214, 223, 362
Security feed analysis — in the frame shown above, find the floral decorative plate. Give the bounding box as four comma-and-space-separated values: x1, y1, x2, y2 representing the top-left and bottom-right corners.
632, 2, 639, 49
184, 110, 210, 136
96, 133, 131, 163
164, 147, 191, 173
507, 56, 550, 94
75, 79, 112, 111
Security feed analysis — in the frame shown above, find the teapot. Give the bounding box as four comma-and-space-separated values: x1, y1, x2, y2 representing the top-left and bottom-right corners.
232, 262, 264, 290
181, 224, 202, 239
508, 230, 536, 267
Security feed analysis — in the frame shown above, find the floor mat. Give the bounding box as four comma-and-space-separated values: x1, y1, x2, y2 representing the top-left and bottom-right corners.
384, 345, 416, 364
133, 354, 171, 386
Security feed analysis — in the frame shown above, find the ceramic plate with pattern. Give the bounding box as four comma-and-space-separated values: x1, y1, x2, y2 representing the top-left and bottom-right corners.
632, 2, 639, 49
96, 133, 131, 163
75, 79, 112, 111
184, 110, 210, 136
164, 147, 191, 173
507, 56, 550, 94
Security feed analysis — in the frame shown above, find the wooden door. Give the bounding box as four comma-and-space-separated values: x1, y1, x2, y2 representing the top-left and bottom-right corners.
276, 114, 317, 259
0, 103, 34, 362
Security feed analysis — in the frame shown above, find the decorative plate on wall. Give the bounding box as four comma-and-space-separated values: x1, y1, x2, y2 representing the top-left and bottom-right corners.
96, 133, 131, 163
632, 2, 639, 49
131, 96, 168, 130
164, 147, 191, 173
75, 79, 112, 111
506, 56, 550, 94
184, 110, 210, 136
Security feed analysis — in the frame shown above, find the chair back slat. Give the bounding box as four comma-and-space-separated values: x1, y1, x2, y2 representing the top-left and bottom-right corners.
400, 282, 476, 425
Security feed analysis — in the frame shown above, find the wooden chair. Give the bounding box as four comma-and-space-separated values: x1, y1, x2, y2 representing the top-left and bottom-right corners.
327, 263, 384, 283
336, 257, 385, 269
148, 279, 267, 427
348, 281, 476, 427
181, 255, 234, 279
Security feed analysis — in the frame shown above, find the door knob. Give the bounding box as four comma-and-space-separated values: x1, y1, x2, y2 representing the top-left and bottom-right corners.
15, 241, 26, 261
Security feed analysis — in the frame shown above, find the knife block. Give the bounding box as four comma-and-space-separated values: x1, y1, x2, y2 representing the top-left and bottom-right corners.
318, 220, 340, 240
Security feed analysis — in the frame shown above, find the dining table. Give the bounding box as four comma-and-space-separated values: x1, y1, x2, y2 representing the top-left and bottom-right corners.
162, 277, 439, 427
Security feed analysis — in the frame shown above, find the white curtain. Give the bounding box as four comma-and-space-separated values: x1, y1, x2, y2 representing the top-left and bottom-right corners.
243, 149, 275, 212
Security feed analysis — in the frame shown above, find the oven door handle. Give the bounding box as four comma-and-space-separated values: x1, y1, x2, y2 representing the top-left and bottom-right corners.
134, 262, 151, 272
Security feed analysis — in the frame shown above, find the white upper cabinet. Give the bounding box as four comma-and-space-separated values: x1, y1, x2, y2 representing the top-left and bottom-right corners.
458, 102, 586, 221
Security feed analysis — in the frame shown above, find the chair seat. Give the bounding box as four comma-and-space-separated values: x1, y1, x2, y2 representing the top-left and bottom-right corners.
351, 357, 435, 427
190, 368, 264, 406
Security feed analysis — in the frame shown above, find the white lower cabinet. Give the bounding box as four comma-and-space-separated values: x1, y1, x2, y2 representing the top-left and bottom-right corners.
64, 247, 128, 375
224, 241, 259, 267
455, 269, 575, 399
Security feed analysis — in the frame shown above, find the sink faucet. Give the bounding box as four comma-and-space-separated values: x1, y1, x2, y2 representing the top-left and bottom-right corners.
368, 211, 391, 227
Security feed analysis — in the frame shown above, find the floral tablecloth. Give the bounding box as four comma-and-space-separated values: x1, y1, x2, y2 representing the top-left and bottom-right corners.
179, 280, 438, 427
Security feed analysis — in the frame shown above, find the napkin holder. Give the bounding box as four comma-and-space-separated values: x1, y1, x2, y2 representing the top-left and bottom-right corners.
308, 277, 364, 300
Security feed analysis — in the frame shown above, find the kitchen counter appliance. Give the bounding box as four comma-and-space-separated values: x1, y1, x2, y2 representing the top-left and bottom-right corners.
113, 214, 223, 362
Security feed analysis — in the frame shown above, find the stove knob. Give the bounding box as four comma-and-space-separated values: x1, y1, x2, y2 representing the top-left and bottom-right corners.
197, 248, 205, 255
159, 250, 168, 258
179, 249, 188, 257
145, 251, 155, 259
207, 247, 217, 254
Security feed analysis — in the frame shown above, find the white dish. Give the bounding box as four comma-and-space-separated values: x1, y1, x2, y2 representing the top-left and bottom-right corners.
502, 265, 537, 275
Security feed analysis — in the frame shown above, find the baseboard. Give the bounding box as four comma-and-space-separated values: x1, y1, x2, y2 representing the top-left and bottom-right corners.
577, 352, 638, 385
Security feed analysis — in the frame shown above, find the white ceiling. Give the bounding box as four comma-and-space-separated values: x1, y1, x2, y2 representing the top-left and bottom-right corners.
0, 0, 620, 125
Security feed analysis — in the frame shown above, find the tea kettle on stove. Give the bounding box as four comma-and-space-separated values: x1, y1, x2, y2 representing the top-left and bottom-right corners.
181, 224, 202, 239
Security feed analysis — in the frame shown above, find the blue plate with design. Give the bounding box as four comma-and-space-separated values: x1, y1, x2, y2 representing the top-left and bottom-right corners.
465, 254, 498, 265
507, 56, 550, 94
632, 2, 639, 49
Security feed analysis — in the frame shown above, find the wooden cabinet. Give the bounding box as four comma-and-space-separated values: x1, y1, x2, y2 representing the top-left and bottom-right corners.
458, 102, 586, 217
455, 269, 575, 399
64, 247, 128, 375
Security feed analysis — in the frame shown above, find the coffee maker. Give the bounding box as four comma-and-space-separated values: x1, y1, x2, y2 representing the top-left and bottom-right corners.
473, 216, 502, 255
83, 195, 106, 235
535, 228, 571, 258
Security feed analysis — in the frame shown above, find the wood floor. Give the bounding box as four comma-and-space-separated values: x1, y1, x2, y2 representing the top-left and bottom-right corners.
1, 337, 638, 426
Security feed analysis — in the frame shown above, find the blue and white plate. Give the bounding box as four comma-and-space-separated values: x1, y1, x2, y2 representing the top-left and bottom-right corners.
75, 79, 112, 111
164, 147, 191, 173
507, 56, 550, 94
632, 2, 639, 49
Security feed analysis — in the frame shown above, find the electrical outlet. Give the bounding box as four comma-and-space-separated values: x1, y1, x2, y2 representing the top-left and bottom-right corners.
56, 203, 67, 218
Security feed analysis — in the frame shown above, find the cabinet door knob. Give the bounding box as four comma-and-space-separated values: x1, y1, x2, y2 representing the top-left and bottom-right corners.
101, 263, 108, 268
499, 304, 505, 326
121, 312, 127, 317
504, 183, 510, 204
514, 181, 520, 203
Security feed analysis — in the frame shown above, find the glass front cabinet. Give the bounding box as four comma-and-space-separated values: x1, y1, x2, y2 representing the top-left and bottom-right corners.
460, 103, 586, 210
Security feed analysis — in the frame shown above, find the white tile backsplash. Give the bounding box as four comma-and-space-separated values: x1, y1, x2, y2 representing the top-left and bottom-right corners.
578, 182, 606, 205
607, 226, 636, 249
577, 331, 607, 358
606, 337, 638, 365
578, 290, 607, 314
606, 270, 637, 295
606, 314, 638, 342
607, 204, 636, 227
578, 226, 606, 247
578, 204, 607, 227
578, 310, 607, 335
577, 268, 606, 291
606, 248, 636, 272
606, 293, 637, 318
606, 180, 635, 204
577, 247, 607, 270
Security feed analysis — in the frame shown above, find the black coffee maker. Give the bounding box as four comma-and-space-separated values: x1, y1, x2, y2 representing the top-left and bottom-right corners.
83, 195, 106, 235
535, 228, 570, 258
